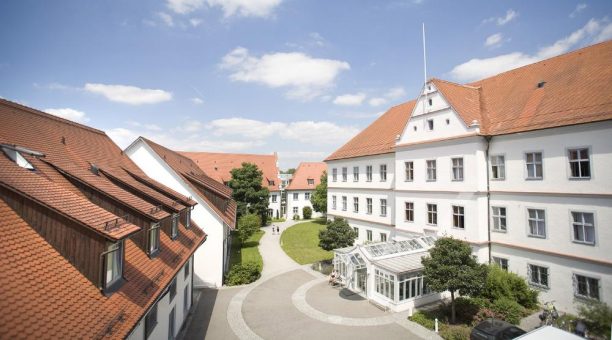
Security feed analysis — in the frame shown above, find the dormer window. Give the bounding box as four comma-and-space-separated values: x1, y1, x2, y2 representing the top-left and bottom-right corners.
307, 179, 314, 185
185, 209, 191, 228
103, 241, 124, 293
268, 180, 275, 186
148, 222, 161, 257
427, 119, 434, 131
2, 146, 35, 170
171, 213, 179, 239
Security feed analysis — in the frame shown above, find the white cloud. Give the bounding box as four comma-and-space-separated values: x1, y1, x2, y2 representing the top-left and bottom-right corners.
309, 32, 327, 47
333, 93, 366, 106
166, 0, 282, 18
279, 121, 359, 146
207, 117, 285, 139
45, 108, 89, 123
451, 18, 610, 82
191, 97, 204, 104
570, 4, 587, 18
368, 97, 387, 107
189, 18, 203, 26
220, 47, 350, 101
483, 9, 518, 26
485, 33, 503, 47
385, 86, 406, 99
157, 12, 174, 26
167, 0, 205, 14
84, 83, 172, 105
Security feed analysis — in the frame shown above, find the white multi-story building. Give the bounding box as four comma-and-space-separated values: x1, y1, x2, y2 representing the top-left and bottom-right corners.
327, 41, 612, 313
285, 162, 326, 219
125, 137, 237, 288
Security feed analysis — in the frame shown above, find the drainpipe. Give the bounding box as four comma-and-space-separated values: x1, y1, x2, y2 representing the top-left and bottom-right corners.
485, 136, 492, 263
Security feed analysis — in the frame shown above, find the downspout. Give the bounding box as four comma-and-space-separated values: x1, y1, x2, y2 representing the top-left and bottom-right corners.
485, 136, 492, 263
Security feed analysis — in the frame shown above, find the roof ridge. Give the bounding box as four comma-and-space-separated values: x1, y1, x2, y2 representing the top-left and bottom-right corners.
431, 78, 480, 89
0, 98, 106, 135
142, 137, 199, 167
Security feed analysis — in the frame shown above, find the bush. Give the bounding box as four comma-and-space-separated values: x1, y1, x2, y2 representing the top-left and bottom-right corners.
409, 311, 435, 330
481, 265, 538, 309
318, 217, 357, 251
293, 214, 300, 220
237, 214, 261, 243
440, 324, 471, 340
302, 206, 312, 219
578, 300, 612, 338
225, 262, 261, 286
490, 297, 525, 325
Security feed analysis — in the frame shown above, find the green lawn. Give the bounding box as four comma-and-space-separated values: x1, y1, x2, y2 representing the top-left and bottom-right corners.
229, 230, 264, 269
280, 220, 333, 264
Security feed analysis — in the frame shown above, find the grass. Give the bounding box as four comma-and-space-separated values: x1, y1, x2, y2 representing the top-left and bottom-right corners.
229, 230, 264, 269
280, 219, 333, 264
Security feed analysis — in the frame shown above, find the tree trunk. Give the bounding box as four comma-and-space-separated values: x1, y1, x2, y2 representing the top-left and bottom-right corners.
450, 290, 456, 324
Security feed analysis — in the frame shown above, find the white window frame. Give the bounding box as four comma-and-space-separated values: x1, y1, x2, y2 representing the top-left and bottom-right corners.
342, 167, 348, 182
451, 157, 464, 181
527, 208, 546, 238
342, 196, 347, 211
570, 211, 596, 245
380, 199, 387, 217
293, 193, 299, 201
332, 168, 337, 182
527, 263, 549, 289
567, 147, 591, 179
353, 166, 359, 182
366, 198, 372, 215
525, 151, 543, 180
573, 273, 600, 300
148, 222, 161, 256
491, 206, 507, 232
332, 195, 337, 210
452, 205, 465, 229
492, 257, 508, 271
366, 165, 373, 182
427, 203, 437, 226
426, 160, 436, 181
103, 241, 124, 291
353, 197, 359, 213
380, 233, 387, 242
171, 213, 179, 239
366, 230, 373, 242
271, 194, 277, 203
305, 192, 311, 200
490, 154, 506, 180
405, 202, 414, 222
405, 161, 413, 182
426, 119, 434, 131
380, 164, 387, 182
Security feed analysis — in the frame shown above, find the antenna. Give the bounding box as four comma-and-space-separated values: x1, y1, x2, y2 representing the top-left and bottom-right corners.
422, 23, 428, 115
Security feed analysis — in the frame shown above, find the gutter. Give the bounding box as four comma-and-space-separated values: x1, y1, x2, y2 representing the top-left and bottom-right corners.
484, 136, 492, 263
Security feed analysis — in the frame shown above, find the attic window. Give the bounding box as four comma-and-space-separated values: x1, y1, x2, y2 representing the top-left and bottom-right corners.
427, 119, 434, 131
148, 222, 161, 257
307, 179, 315, 185
103, 241, 124, 293
2, 146, 35, 171
427, 85, 431, 91
428, 98, 433, 106
171, 213, 179, 239
446, 119, 450, 125
268, 180, 275, 186
413, 126, 417, 131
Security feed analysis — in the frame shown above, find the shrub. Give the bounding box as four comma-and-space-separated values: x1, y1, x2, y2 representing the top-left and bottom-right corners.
490, 297, 525, 325
578, 300, 612, 338
318, 217, 357, 251
409, 311, 435, 330
225, 262, 261, 286
302, 206, 312, 219
237, 214, 261, 243
481, 265, 538, 309
440, 324, 471, 340
292, 214, 300, 220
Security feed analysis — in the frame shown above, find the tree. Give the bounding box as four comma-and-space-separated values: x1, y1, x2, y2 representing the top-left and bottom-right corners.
318, 217, 357, 251
578, 301, 612, 337
421, 237, 488, 324
237, 213, 261, 243
229, 162, 270, 225
302, 206, 312, 219
310, 171, 327, 215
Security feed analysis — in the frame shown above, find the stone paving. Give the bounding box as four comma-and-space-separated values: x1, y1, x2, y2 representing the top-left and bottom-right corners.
183, 219, 441, 340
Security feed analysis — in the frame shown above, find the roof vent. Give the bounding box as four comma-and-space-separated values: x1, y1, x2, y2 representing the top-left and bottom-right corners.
90, 163, 100, 176
395, 134, 401, 141
537, 81, 546, 88
61, 136, 66, 145
469, 120, 480, 127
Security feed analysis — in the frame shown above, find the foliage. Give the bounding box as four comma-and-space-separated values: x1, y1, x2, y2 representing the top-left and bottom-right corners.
237, 214, 261, 243
421, 237, 488, 323
490, 298, 525, 325
311, 259, 334, 275
318, 217, 357, 251
481, 264, 539, 309
439, 324, 471, 340
409, 311, 435, 330
302, 206, 312, 219
310, 171, 327, 214
282, 168, 296, 174
292, 214, 300, 220
271, 217, 286, 223
229, 162, 270, 225
225, 262, 261, 286
578, 300, 612, 337
281, 221, 333, 264
229, 230, 264, 269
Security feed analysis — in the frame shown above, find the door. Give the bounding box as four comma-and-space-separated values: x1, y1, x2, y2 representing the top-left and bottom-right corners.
357, 269, 367, 292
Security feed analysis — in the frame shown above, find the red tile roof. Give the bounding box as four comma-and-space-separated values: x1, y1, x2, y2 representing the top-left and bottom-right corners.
285, 162, 326, 190
327, 41, 612, 161
180, 151, 281, 191
137, 137, 237, 228
0, 98, 206, 339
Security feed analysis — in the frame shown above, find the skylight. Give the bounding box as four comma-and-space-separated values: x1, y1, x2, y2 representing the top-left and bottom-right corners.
2, 146, 35, 170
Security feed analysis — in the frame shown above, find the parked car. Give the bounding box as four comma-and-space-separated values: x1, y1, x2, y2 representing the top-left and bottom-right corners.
470, 319, 526, 340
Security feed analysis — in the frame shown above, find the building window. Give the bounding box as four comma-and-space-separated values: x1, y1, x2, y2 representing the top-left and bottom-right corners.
353, 166, 359, 181
405, 161, 413, 181
307, 178, 315, 185
293, 193, 299, 201
427, 119, 434, 130
525, 152, 543, 179
572, 212, 595, 245
452, 158, 464, 181
342, 196, 347, 211
171, 213, 179, 239
452, 206, 465, 229
353, 197, 359, 213
184, 258, 190, 279
145, 303, 158, 339
185, 209, 191, 228
268, 180, 275, 186
148, 223, 161, 256
491, 207, 507, 232
490, 155, 505, 180
568, 148, 591, 179
375, 269, 395, 300
574, 274, 600, 300
380, 199, 387, 217
169, 307, 176, 340
332, 195, 337, 210
366, 165, 373, 182
366, 198, 372, 214
1, 146, 35, 170
353, 227, 359, 237
405, 202, 414, 222
271, 194, 277, 203
332, 168, 337, 182
428, 98, 433, 106
380, 233, 387, 242
399, 272, 429, 301
183, 285, 190, 313
293, 207, 298, 215
527, 209, 546, 238
528, 264, 549, 288
366, 230, 373, 241
103, 241, 123, 291
380, 164, 387, 182
493, 257, 509, 271
305, 192, 311, 200
426, 160, 436, 181
427, 204, 437, 225
169, 277, 177, 301
342, 167, 348, 182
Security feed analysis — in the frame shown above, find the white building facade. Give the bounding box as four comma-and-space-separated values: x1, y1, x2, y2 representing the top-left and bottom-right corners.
285, 162, 326, 219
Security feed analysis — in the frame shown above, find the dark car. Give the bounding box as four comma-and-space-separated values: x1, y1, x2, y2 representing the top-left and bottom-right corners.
470, 319, 526, 340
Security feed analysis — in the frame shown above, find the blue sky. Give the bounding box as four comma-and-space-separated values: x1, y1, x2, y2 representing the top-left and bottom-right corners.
1, 0, 611, 169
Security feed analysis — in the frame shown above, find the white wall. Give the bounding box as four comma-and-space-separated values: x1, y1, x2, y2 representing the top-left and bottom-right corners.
327, 153, 395, 191
268, 190, 281, 218
126, 141, 228, 288
332, 217, 393, 244
286, 189, 321, 219
328, 188, 395, 226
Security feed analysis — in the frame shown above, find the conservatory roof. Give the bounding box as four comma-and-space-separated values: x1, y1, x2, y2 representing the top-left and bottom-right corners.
373, 252, 429, 274
362, 237, 434, 259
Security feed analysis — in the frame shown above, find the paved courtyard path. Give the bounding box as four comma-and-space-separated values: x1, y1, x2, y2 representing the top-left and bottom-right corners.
183, 219, 440, 340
